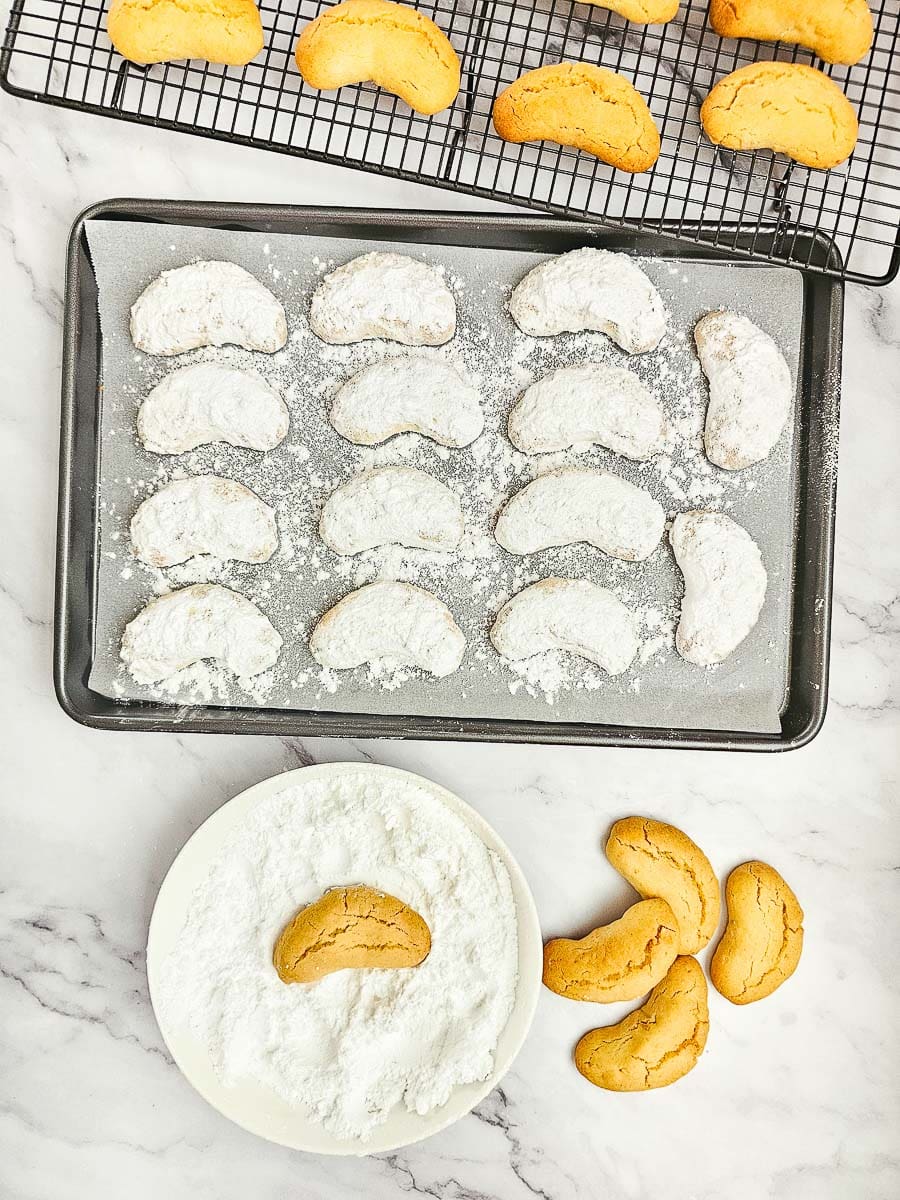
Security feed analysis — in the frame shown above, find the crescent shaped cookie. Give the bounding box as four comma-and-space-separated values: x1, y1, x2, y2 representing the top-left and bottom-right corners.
108, 0, 264, 65
130, 261, 287, 356
319, 467, 464, 555
120, 584, 282, 683
508, 364, 667, 460
508, 248, 667, 353
295, 0, 460, 116
708, 0, 873, 66
492, 63, 661, 174
695, 311, 792, 471
584, 0, 679, 22
701, 63, 858, 170
490, 578, 640, 676
130, 476, 278, 568
494, 468, 665, 562
330, 357, 484, 447
670, 511, 767, 666
310, 252, 456, 346
136, 363, 289, 454
309, 581, 466, 677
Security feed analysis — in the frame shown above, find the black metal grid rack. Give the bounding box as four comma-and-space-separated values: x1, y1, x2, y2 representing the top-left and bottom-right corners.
3, 0, 899, 283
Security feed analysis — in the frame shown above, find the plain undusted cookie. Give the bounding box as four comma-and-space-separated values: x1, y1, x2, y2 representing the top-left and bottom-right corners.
319, 466, 463, 555
709, 0, 873, 66
490, 578, 640, 676
273, 885, 431, 984
493, 63, 660, 174
670, 510, 767, 666
330, 357, 483, 447
584, 0, 679, 22
695, 311, 792, 470
310, 252, 456, 345
606, 817, 721, 956
508, 248, 667, 353
508, 364, 667, 460
131, 261, 287, 356
575, 957, 709, 1091
295, 0, 460, 115
120, 583, 282, 684
711, 861, 804, 1005
130, 475, 277, 567
309, 581, 466, 677
108, 0, 264, 65
494, 468, 665, 562
701, 62, 859, 170
543, 898, 680, 1003
137, 363, 289, 454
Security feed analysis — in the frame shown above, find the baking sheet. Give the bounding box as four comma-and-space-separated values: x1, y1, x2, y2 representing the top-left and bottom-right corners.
84, 218, 803, 733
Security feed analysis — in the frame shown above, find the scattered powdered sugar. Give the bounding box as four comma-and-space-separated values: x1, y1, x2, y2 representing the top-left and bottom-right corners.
156, 769, 519, 1141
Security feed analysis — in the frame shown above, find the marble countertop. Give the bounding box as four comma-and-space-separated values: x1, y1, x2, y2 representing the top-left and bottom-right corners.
1, 77, 898, 1200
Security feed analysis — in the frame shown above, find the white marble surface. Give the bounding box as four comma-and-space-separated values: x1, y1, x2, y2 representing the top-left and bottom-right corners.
1, 72, 899, 1200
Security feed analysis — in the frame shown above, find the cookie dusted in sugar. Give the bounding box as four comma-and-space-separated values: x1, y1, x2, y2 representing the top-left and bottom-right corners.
108, 0, 264, 65
670, 511, 767, 667
695, 310, 792, 471
490, 578, 640, 676
330, 357, 483, 448
492, 63, 661, 174
130, 475, 278, 568
508, 248, 667, 353
309, 581, 466, 677
319, 467, 464, 555
709, 0, 872, 65
507, 364, 667, 460
130, 261, 287, 356
310, 252, 456, 346
295, 0, 461, 116
121, 584, 282, 684
494, 468, 665, 562
137, 363, 289, 454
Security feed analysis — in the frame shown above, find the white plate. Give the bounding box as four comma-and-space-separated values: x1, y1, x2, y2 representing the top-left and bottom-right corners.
146, 762, 543, 1155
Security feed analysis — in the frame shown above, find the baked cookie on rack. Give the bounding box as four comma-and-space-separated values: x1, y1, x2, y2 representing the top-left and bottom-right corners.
108, 0, 264, 65
588, 0, 679, 22
708, 0, 873, 66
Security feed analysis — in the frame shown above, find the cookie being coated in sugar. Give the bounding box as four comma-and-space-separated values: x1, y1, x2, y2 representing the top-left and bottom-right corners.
695, 311, 792, 471
309, 581, 466, 677
711, 861, 803, 1005
310, 252, 456, 346
493, 468, 665, 562
606, 817, 721, 955
130, 261, 287, 356
709, 0, 873, 65
507, 364, 667, 460
701, 63, 858, 170
508, 248, 667, 354
130, 475, 278, 567
670, 511, 767, 666
120, 584, 282, 684
108, 0, 264, 65
330, 357, 483, 448
490, 578, 640, 676
319, 467, 464, 555
493, 63, 660, 174
137, 363, 289, 454
295, 0, 460, 116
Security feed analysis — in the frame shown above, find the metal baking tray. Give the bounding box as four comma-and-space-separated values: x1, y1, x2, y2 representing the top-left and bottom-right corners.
55, 199, 842, 750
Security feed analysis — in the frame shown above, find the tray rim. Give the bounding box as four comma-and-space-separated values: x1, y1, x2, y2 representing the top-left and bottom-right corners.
55, 198, 841, 751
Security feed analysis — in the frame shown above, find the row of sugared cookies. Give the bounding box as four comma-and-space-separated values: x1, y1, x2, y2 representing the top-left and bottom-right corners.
119, 247, 788, 692
107, 0, 870, 171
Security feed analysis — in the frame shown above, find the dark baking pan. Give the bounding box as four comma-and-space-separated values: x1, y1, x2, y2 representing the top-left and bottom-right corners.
55, 200, 842, 750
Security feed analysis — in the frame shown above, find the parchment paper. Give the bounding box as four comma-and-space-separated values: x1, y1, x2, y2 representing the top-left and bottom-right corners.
85, 218, 804, 733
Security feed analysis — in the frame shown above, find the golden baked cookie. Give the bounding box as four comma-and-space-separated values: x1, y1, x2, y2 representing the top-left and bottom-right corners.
710, 861, 803, 1004
701, 62, 858, 170
295, 0, 461, 117
273, 884, 431, 984
605, 816, 720, 955
107, 0, 264, 66
709, 0, 873, 66
543, 898, 679, 1003
586, 0, 679, 23
575, 956, 709, 1090
492, 63, 660, 174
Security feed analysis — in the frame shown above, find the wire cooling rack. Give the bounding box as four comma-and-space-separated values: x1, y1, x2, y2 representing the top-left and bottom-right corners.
2, 0, 899, 283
